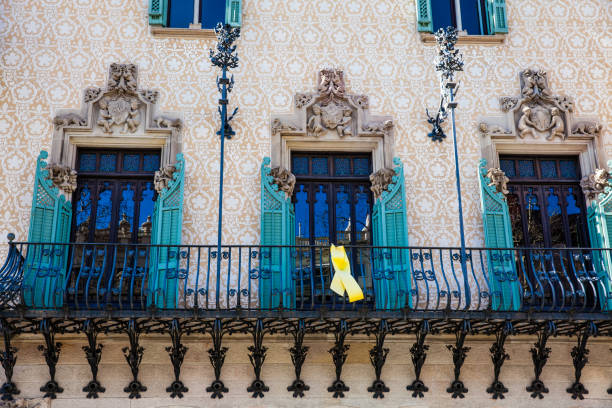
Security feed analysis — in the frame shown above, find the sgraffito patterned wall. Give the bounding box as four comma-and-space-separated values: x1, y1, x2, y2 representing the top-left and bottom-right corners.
0, 0, 610, 248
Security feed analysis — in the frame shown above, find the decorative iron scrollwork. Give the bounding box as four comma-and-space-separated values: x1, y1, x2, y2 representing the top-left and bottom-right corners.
287, 320, 309, 398
0, 319, 19, 401
166, 319, 188, 398
206, 318, 229, 398
122, 319, 146, 398
367, 320, 390, 398
38, 319, 63, 399
486, 322, 513, 399
82, 320, 105, 398
247, 319, 269, 398
446, 320, 471, 398
328, 320, 350, 398
566, 323, 596, 400
526, 321, 555, 398
406, 321, 429, 398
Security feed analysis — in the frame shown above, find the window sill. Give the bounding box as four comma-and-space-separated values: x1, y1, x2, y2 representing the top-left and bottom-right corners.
150, 26, 217, 39
419, 32, 506, 45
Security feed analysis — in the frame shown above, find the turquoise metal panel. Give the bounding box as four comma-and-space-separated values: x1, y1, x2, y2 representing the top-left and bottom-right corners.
148, 0, 168, 26
225, 0, 242, 27
486, 0, 508, 33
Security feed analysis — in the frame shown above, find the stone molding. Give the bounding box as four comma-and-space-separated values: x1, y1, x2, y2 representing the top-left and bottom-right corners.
270, 68, 396, 171
581, 167, 611, 200
150, 26, 217, 39
0, 398, 50, 408
51, 63, 183, 175
420, 32, 506, 45
479, 68, 604, 182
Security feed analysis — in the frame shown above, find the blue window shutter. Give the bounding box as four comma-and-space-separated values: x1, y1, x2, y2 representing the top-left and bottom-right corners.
149, 0, 168, 26
260, 157, 294, 309
485, 0, 508, 33
415, 0, 433, 32
371, 158, 411, 310
587, 164, 612, 310
225, 0, 242, 27
149, 153, 185, 309
478, 159, 520, 311
24, 151, 72, 308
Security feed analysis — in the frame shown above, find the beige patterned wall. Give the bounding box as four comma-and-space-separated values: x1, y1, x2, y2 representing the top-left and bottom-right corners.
0, 0, 610, 247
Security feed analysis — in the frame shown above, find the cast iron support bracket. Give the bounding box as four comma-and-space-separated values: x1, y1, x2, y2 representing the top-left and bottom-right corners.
287, 319, 309, 397
247, 319, 269, 398
446, 320, 471, 398
367, 320, 390, 398
82, 320, 105, 398
406, 320, 430, 398
566, 322, 596, 400
39, 319, 63, 399
166, 319, 188, 398
328, 320, 350, 398
486, 321, 513, 399
122, 319, 146, 398
206, 318, 229, 398
526, 321, 555, 398
0, 319, 19, 401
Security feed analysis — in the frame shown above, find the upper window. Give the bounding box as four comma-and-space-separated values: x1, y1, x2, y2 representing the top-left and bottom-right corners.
149, 0, 242, 29
416, 0, 507, 35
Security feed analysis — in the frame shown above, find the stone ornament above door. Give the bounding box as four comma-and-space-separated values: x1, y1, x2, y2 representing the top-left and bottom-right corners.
50, 63, 183, 177
270, 68, 395, 172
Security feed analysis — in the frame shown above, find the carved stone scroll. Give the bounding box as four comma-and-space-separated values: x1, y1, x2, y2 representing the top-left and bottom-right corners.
45, 164, 77, 194
369, 168, 395, 200
269, 167, 296, 197
485, 168, 509, 196
154, 165, 177, 194
581, 168, 611, 200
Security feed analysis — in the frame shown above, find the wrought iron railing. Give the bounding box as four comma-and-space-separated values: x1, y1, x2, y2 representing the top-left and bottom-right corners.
0, 239, 609, 313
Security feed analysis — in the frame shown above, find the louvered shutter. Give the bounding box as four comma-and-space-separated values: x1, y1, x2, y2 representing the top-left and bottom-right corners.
260, 157, 294, 309
415, 0, 433, 32
587, 168, 612, 310
225, 0, 242, 27
23, 151, 72, 308
148, 0, 168, 26
371, 158, 411, 310
149, 154, 185, 309
478, 159, 520, 311
485, 0, 508, 33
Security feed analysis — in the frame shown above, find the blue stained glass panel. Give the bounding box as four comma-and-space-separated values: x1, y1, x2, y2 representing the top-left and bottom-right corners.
566, 187, 581, 215
76, 184, 92, 227
79, 154, 97, 171
94, 183, 113, 241
545, 188, 561, 217
334, 158, 350, 176
335, 185, 350, 244
292, 157, 308, 175
355, 185, 370, 243
540, 160, 557, 178
312, 158, 329, 176
123, 154, 140, 172
143, 154, 160, 172
353, 158, 370, 176
118, 184, 135, 236
100, 154, 116, 172
295, 185, 309, 239
500, 159, 515, 178
518, 160, 535, 177
560, 160, 577, 179
313, 185, 329, 239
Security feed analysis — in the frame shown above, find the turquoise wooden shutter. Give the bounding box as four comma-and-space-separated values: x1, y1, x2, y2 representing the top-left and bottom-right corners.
148, 0, 168, 26
225, 0, 242, 27
260, 157, 294, 309
23, 151, 72, 308
371, 158, 411, 310
415, 0, 433, 32
478, 159, 520, 311
485, 0, 508, 33
586, 164, 612, 310
149, 154, 185, 309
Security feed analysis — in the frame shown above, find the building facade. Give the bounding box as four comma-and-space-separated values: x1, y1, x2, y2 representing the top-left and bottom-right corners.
0, 0, 610, 407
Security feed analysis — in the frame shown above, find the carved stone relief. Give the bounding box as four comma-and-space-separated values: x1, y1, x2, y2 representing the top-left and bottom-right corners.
0, 398, 50, 408
369, 168, 395, 200
580, 168, 611, 200
154, 165, 177, 193
50, 62, 183, 172
271, 68, 396, 170
485, 168, 509, 196
45, 163, 77, 194
479, 69, 601, 141
269, 166, 296, 197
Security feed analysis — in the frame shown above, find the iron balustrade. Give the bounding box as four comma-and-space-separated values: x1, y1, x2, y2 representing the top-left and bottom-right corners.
0, 240, 609, 313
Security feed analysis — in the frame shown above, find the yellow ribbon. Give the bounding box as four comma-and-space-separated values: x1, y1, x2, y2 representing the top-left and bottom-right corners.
330, 244, 364, 302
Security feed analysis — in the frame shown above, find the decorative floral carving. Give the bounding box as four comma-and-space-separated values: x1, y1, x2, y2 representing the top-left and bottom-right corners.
363, 119, 393, 136
479, 123, 508, 135
572, 121, 601, 136
107, 63, 137, 93
269, 166, 296, 197
84, 87, 102, 103
369, 168, 395, 200
485, 168, 509, 196
97, 96, 140, 133
46, 164, 77, 194
520, 69, 551, 100
0, 398, 50, 408
318, 68, 345, 105
52, 113, 86, 129
272, 118, 300, 135
154, 116, 182, 129
580, 168, 611, 200
351, 94, 368, 109
154, 165, 177, 193
499, 97, 518, 112
295, 93, 313, 109
140, 89, 159, 104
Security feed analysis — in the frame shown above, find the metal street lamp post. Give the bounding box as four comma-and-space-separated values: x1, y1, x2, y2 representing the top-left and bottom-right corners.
210, 23, 240, 308
425, 27, 470, 305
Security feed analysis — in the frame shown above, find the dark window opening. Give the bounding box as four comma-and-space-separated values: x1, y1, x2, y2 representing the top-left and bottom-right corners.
431, 0, 489, 35
168, 0, 227, 29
